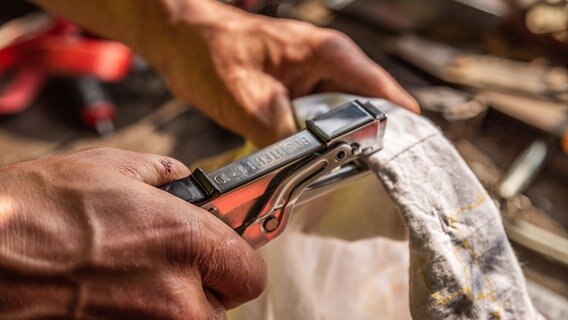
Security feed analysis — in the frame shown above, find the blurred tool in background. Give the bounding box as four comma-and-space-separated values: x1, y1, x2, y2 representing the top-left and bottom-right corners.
0, 14, 132, 135
71, 76, 117, 136
0, 0, 276, 135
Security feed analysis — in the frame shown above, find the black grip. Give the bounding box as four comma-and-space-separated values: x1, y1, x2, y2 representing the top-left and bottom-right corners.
160, 177, 206, 203
160, 168, 221, 205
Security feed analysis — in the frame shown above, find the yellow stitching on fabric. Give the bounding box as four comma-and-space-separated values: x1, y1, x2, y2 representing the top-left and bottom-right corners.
446, 194, 486, 226
429, 194, 503, 318
432, 289, 499, 305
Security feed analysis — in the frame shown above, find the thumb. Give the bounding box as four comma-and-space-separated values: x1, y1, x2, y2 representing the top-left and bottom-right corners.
315, 33, 420, 113
240, 76, 297, 147
258, 88, 296, 147
81, 148, 191, 186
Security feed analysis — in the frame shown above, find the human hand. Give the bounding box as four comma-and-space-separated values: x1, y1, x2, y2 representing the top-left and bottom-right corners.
145, 1, 420, 146
32, 0, 419, 146
0, 148, 266, 319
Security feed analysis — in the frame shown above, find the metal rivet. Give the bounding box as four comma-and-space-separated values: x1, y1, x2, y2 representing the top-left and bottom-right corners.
335, 150, 346, 161
263, 217, 279, 232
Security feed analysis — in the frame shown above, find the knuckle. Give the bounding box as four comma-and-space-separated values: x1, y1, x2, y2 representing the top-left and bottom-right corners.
115, 158, 148, 181
319, 29, 353, 48
270, 83, 288, 97
314, 29, 357, 62
61, 147, 126, 170
154, 156, 190, 179
81, 146, 121, 158
163, 216, 207, 264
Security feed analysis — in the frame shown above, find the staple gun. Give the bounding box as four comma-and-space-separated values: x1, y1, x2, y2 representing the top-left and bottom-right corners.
161, 99, 388, 248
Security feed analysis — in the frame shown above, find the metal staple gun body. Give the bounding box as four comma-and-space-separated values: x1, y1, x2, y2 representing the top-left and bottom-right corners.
161, 99, 388, 248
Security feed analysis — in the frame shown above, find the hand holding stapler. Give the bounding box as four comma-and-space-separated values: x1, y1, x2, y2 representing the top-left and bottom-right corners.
161, 99, 388, 248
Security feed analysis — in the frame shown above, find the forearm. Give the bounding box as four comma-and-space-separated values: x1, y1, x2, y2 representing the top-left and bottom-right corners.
31, 0, 243, 68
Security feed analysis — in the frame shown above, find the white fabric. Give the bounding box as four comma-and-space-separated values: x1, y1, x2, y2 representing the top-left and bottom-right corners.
229, 97, 542, 320
365, 103, 542, 319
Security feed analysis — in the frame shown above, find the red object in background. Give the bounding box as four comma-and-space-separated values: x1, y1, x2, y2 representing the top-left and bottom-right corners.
74, 75, 117, 136
14, 35, 132, 82
0, 67, 45, 114
0, 15, 132, 118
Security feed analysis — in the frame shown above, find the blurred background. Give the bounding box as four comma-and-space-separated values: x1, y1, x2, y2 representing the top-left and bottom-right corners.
0, 0, 566, 318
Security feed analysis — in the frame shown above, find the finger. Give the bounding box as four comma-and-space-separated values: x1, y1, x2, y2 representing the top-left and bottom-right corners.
76, 270, 227, 320
198, 222, 268, 309
128, 152, 191, 186
316, 34, 420, 113
163, 205, 267, 309
228, 71, 297, 147
160, 272, 227, 320
259, 85, 297, 146
78, 147, 191, 186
